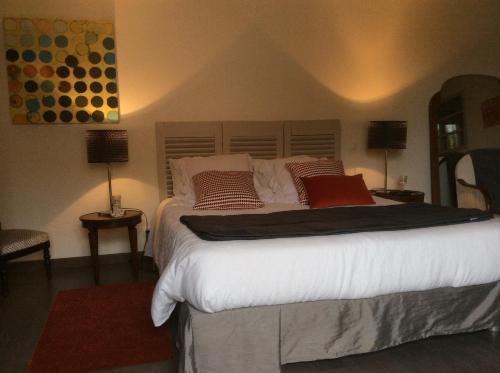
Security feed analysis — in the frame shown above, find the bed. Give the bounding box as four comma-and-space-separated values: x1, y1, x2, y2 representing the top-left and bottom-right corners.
151, 120, 500, 373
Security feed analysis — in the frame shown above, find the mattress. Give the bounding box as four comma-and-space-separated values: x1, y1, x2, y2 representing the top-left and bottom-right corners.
150, 197, 500, 326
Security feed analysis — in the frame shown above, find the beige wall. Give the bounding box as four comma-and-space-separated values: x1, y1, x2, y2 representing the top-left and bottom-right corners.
1, 0, 500, 259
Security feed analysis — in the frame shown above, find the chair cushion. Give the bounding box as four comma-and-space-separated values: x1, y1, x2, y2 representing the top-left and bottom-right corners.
470, 148, 500, 214
0, 229, 49, 255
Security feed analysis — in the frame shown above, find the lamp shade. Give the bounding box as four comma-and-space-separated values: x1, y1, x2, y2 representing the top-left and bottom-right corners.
368, 121, 407, 149
86, 130, 128, 163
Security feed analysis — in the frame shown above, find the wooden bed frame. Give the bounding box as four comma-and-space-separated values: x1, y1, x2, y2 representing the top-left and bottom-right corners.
154, 120, 499, 373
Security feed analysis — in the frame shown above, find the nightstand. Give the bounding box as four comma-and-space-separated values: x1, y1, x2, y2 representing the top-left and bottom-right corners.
370, 189, 425, 203
79, 210, 142, 284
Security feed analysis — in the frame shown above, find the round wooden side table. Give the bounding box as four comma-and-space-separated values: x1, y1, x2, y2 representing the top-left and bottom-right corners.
79, 210, 142, 285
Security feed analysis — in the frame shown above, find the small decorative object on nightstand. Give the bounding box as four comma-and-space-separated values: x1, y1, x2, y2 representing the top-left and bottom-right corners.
79, 210, 141, 285
370, 189, 425, 203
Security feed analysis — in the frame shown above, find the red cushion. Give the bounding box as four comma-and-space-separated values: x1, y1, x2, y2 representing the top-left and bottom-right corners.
301, 174, 375, 208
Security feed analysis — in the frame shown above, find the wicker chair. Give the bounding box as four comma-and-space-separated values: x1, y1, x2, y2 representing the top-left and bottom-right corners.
0, 222, 51, 296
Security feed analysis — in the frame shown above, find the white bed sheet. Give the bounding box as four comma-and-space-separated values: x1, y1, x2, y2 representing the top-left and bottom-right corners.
151, 197, 500, 326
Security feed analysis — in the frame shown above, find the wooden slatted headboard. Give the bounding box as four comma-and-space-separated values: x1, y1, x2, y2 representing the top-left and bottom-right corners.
155, 119, 341, 200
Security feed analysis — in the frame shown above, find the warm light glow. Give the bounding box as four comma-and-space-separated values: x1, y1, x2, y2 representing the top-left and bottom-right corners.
262, 1, 475, 103
50, 177, 156, 222
114, 0, 494, 113
345, 166, 386, 189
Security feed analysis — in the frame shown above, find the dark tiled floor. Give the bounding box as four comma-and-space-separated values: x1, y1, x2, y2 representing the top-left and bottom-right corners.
1, 257, 499, 373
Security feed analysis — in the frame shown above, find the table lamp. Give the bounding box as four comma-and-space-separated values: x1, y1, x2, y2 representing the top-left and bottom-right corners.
367, 121, 407, 191
86, 130, 128, 212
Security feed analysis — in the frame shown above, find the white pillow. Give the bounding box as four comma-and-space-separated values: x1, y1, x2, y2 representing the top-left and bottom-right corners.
252, 159, 277, 203
252, 155, 318, 204
170, 154, 252, 202
169, 158, 189, 198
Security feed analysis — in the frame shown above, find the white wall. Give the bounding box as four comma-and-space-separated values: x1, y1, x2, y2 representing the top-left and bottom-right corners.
1, 0, 500, 259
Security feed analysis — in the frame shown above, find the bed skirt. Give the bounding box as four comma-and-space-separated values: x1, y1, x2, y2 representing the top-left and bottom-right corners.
178, 281, 500, 373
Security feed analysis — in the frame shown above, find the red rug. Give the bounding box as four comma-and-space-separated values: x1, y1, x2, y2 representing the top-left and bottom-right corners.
26, 281, 174, 373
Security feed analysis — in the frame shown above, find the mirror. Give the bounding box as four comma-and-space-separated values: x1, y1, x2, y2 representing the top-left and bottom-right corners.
429, 74, 500, 206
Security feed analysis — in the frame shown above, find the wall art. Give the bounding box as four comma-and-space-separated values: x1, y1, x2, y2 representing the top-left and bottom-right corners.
3, 18, 119, 124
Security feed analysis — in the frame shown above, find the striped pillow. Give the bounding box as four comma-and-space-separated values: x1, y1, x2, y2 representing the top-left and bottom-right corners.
286, 160, 345, 205
193, 171, 264, 210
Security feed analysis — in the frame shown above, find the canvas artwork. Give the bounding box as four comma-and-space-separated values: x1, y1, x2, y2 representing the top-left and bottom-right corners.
3, 18, 119, 124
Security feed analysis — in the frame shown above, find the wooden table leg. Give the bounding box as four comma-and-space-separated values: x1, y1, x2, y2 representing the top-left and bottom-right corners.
128, 225, 139, 280
88, 229, 100, 285
43, 244, 52, 280
0, 260, 8, 296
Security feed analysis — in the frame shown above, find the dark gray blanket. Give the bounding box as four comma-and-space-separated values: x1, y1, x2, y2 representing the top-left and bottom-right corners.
180, 203, 493, 241
470, 148, 500, 214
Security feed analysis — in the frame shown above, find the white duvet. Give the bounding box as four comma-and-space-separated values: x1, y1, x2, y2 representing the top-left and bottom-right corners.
151, 197, 500, 326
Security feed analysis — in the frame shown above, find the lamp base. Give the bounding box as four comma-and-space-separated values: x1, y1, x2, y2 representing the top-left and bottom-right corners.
97, 211, 112, 217
97, 210, 125, 218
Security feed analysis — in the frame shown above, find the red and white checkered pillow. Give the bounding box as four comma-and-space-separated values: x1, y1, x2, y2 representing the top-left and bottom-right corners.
192, 170, 264, 210
286, 160, 345, 205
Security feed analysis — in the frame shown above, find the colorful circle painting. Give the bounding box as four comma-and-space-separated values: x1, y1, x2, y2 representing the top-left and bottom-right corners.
65, 55, 78, 67
90, 82, 102, 93
10, 94, 23, 108
39, 35, 52, 47
42, 95, 56, 107
76, 110, 90, 122
7, 64, 21, 78
40, 65, 54, 78
103, 52, 115, 65
39, 50, 52, 63
26, 97, 41, 112
75, 96, 88, 107
6, 49, 19, 62
56, 66, 70, 78
60, 110, 73, 122
88, 52, 101, 64
21, 19, 34, 32
54, 35, 69, 48
58, 81, 71, 93
27, 111, 40, 123
40, 80, 54, 93
73, 66, 86, 78
21, 34, 34, 47
106, 82, 117, 93
22, 50, 36, 62
53, 20, 67, 33
23, 64, 37, 78
91, 96, 103, 107
58, 95, 72, 107
43, 110, 57, 122
9, 80, 22, 92
89, 67, 101, 78
3, 17, 119, 124
24, 80, 38, 92
102, 37, 114, 50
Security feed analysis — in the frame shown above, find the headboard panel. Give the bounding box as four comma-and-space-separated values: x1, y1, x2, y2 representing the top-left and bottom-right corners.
156, 121, 222, 199
155, 119, 341, 200
284, 120, 341, 159
223, 121, 284, 159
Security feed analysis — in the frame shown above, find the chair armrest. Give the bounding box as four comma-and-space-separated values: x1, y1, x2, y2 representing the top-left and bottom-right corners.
456, 179, 492, 211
